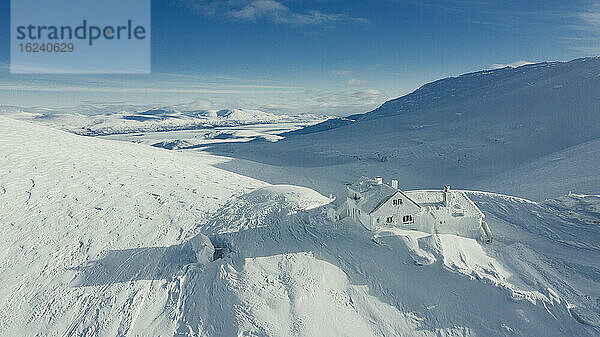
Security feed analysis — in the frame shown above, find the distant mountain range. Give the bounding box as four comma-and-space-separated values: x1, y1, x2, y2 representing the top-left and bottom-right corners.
0, 105, 327, 136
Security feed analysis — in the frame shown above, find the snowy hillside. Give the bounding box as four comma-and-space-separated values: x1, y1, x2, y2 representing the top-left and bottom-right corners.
202, 57, 600, 200
0, 117, 266, 336
1, 117, 599, 336
476, 137, 600, 200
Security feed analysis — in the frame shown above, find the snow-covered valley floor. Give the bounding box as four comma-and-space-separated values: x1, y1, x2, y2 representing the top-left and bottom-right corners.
1, 115, 600, 336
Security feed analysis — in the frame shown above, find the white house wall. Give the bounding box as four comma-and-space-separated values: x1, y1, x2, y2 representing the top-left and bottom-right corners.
414, 209, 482, 239
370, 191, 421, 229
437, 216, 482, 238
343, 184, 485, 240
413, 211, 434, 233
347, 197, 370, 229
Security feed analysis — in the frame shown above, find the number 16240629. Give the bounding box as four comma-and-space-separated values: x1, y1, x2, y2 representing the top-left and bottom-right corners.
19, 42, 74, 53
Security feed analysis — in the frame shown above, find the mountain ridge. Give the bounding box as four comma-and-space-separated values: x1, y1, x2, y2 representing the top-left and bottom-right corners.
203, 56, 600, 200
286, 56, 600, 136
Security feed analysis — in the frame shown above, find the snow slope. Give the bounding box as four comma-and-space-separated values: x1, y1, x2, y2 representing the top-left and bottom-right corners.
475, 138, 600, 200
201, 57, 600, 200
0, 117, 266, 336
1, 117, 599, 336
178, 190, 600, 336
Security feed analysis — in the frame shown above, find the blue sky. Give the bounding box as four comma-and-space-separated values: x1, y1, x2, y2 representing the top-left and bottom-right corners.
0, 0, 599, 115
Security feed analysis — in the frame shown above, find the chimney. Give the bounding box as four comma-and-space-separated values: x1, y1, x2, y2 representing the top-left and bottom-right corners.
391, 179, 398, 189
443, 185, 451, 206
375, 176, 383, 185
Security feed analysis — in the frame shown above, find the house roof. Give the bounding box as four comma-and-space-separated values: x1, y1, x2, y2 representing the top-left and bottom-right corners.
347, 177, 484, 220
349, 177, 420, 214
349, 176, 381, 193
403, 190, 484, 219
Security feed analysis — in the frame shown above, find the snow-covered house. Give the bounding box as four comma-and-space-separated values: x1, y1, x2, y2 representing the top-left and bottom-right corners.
328, 176, 492, 242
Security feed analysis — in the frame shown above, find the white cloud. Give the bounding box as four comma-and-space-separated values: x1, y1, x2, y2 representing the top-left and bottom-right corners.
491, 60, 535, 69
228, 0, 287, 21
177, 0, 366, 25
570, 45, 600, 54
579, 7, 600, 28
331, 70, 352, 76
563, 5, 600, 54
346, 78, 365, 86
309, 89, 385, 109
254, 88, 386, 115
0, 85, 231, 94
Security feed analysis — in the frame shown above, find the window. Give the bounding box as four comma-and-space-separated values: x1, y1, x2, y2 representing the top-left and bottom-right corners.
386, 216, 393, 223
403, 215, 414, 224
393, 198, 403, 206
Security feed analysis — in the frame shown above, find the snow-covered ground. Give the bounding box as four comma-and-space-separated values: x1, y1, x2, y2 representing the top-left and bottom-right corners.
1, 57, 599, 336
1, 114, 599, 336
0, 117, 266, 336
475, 138, 600, 200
